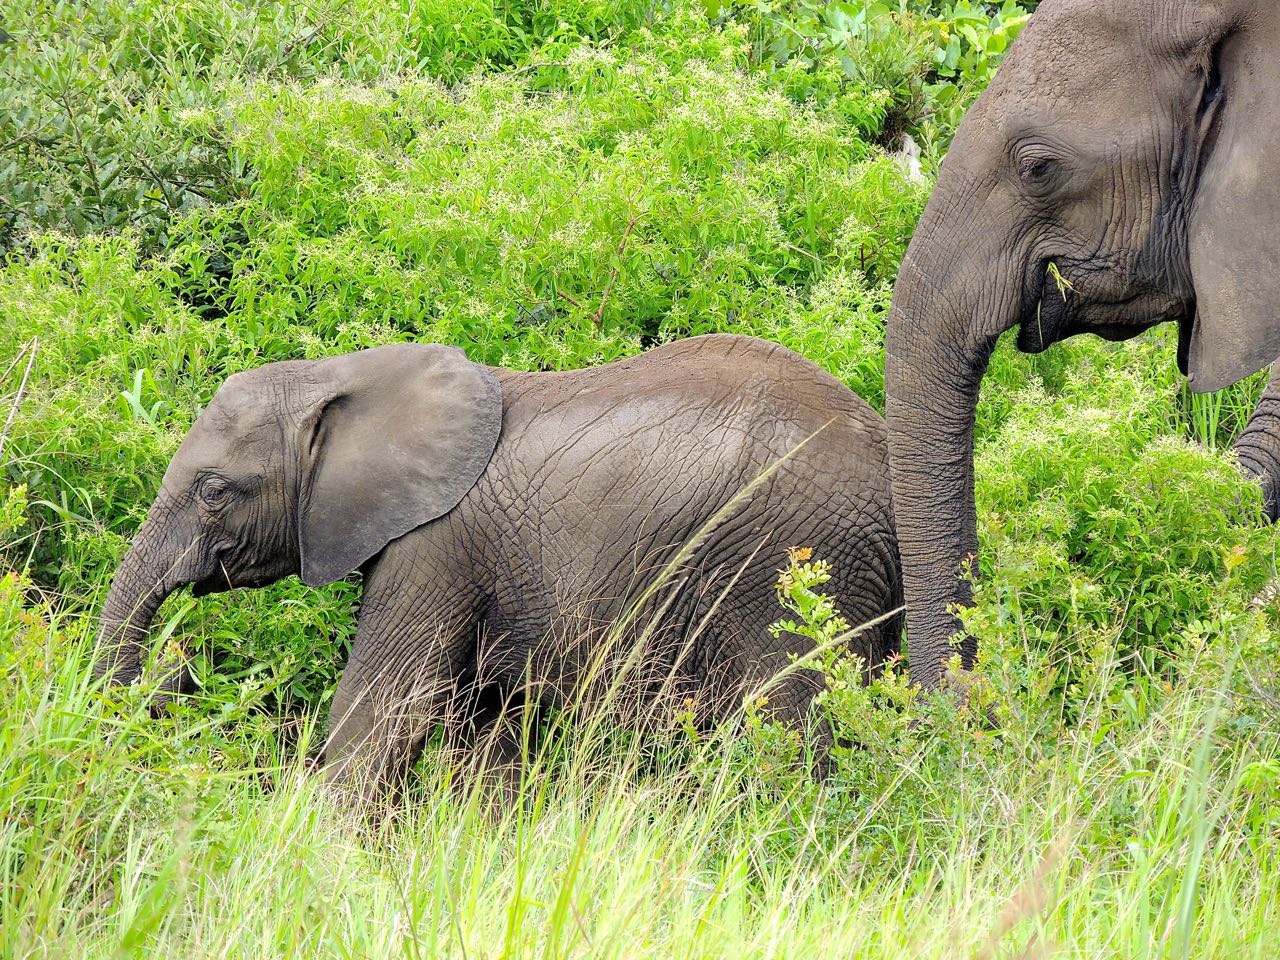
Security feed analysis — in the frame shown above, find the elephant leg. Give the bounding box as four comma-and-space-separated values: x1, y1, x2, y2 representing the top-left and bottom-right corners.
323, 614, 477, 811
703, 610, 834, 773
1234, 360, 1280, 522
454, 685, 532, 807
758, 666, 835, 773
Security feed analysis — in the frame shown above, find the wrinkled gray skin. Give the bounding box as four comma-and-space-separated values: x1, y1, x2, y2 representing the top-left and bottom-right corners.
95, 335, 901, 803
885, 0, 1280, 688
1235, 363, 1280, 522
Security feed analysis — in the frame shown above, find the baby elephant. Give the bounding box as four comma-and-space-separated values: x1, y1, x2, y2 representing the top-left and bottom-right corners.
95, 334, 901, 802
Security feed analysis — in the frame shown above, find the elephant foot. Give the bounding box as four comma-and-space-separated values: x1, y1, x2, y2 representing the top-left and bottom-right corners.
1241, 469, 1280, 523
322, 755, 406, 826
918, 661, 999, 729
1257, 476, 1280, 523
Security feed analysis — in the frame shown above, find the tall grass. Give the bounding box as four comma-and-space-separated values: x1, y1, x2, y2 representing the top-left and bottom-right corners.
2, 565, 1277, 958
1180, 373, 1268, 451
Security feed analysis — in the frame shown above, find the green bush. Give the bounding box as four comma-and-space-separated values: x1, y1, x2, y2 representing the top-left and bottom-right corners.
208, 18, 926, 362
0, 0, 661, 251
0, 0, 1267, 749
718, 0, 1033, 152
968, 336, 1278, 699
1, 0, 1265, 755
2, 0, 1024, 253
727, 542, 1280, 901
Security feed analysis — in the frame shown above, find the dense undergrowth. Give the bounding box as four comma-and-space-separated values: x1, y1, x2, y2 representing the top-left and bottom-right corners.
3, 1, 1279, 957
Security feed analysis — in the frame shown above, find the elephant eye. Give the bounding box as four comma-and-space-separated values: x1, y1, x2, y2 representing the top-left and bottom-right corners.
198, 475, 232, 508
1018, 155, 1059, 188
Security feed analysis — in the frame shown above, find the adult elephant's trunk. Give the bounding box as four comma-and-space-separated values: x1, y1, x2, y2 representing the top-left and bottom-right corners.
884, 172, 1017, 690
94, 532, 181, 688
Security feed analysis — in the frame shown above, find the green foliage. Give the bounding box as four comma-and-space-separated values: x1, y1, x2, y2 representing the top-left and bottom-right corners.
754, 549, 980, 849
769, 546, 855, 647
0, 0, 660, 250
732, 546, 1280, 911
209, 27, 925, 366
0, 484, 27, 540
1180, 371, 1269, 450
969, 337, 1278, 700
3, 552, 1276, 957
719, 0, 1032, 151
1, 1, 1278, 953
1, 0, 1015, 252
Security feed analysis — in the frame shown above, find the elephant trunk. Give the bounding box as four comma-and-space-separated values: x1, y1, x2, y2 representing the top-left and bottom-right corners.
885, 183, 1014, 689
94, 533, 180, 688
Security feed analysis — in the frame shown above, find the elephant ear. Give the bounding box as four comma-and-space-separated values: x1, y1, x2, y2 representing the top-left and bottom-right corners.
297, 343, 502, 587
1185, 15, 1280, 393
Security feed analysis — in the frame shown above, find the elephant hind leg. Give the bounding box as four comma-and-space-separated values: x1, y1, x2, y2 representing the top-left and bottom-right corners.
454, 683, 541, 806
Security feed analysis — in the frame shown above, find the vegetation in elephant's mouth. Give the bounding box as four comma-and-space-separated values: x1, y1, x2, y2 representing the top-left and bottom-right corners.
2, 0, 1279, 957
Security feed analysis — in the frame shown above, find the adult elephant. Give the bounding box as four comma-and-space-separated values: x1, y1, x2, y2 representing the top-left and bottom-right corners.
95, 335, 902, 804
885, 0, 1280, 688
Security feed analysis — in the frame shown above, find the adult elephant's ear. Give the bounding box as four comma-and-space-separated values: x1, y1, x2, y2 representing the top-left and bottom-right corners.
1185, 15, 1280, 394
296, 343, 502, 587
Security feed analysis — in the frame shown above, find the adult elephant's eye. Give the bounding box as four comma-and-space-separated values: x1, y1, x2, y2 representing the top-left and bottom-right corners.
198, 475, 232, 508
1019, 155, 1059, 190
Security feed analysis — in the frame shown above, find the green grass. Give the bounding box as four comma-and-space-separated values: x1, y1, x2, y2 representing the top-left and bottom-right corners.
2, 568, 1278, 957
1, 1, 1278, 956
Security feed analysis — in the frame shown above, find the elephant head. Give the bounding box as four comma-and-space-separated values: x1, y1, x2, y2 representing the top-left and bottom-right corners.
93, 343, 502, 695
885, 0, 1280, 687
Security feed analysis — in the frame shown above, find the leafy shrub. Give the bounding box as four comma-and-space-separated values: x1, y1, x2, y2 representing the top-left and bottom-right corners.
966, 337, 1278, 700
2, 0, 1026, 252
1, 0, 1267, 750
719, 0, 1033, 150
0, 0, 661, 251
730, 525, 1278, 874
207, 21, 926, 365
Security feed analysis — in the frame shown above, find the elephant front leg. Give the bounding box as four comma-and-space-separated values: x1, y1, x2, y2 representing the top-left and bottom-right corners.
1234, 360, 1280, 522
323, 617, 476, 812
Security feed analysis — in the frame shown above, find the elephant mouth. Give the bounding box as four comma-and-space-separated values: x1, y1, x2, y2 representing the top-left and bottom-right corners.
1017, 259, 1191, 356
193, 569, 277, 596
191, 577, 223, 597
192, 563, 238, 596
1016, 260, 1074, 354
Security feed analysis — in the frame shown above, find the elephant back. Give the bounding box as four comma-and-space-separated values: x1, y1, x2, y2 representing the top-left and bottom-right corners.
454, 334, 900, 704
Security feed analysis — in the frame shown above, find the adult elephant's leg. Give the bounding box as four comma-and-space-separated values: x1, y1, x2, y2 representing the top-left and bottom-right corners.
1234, 361, 1280, 522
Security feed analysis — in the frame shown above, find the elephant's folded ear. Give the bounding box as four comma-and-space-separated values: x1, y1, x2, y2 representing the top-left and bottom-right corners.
297, 343, 502, 587
1186, 19, 1280, 394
